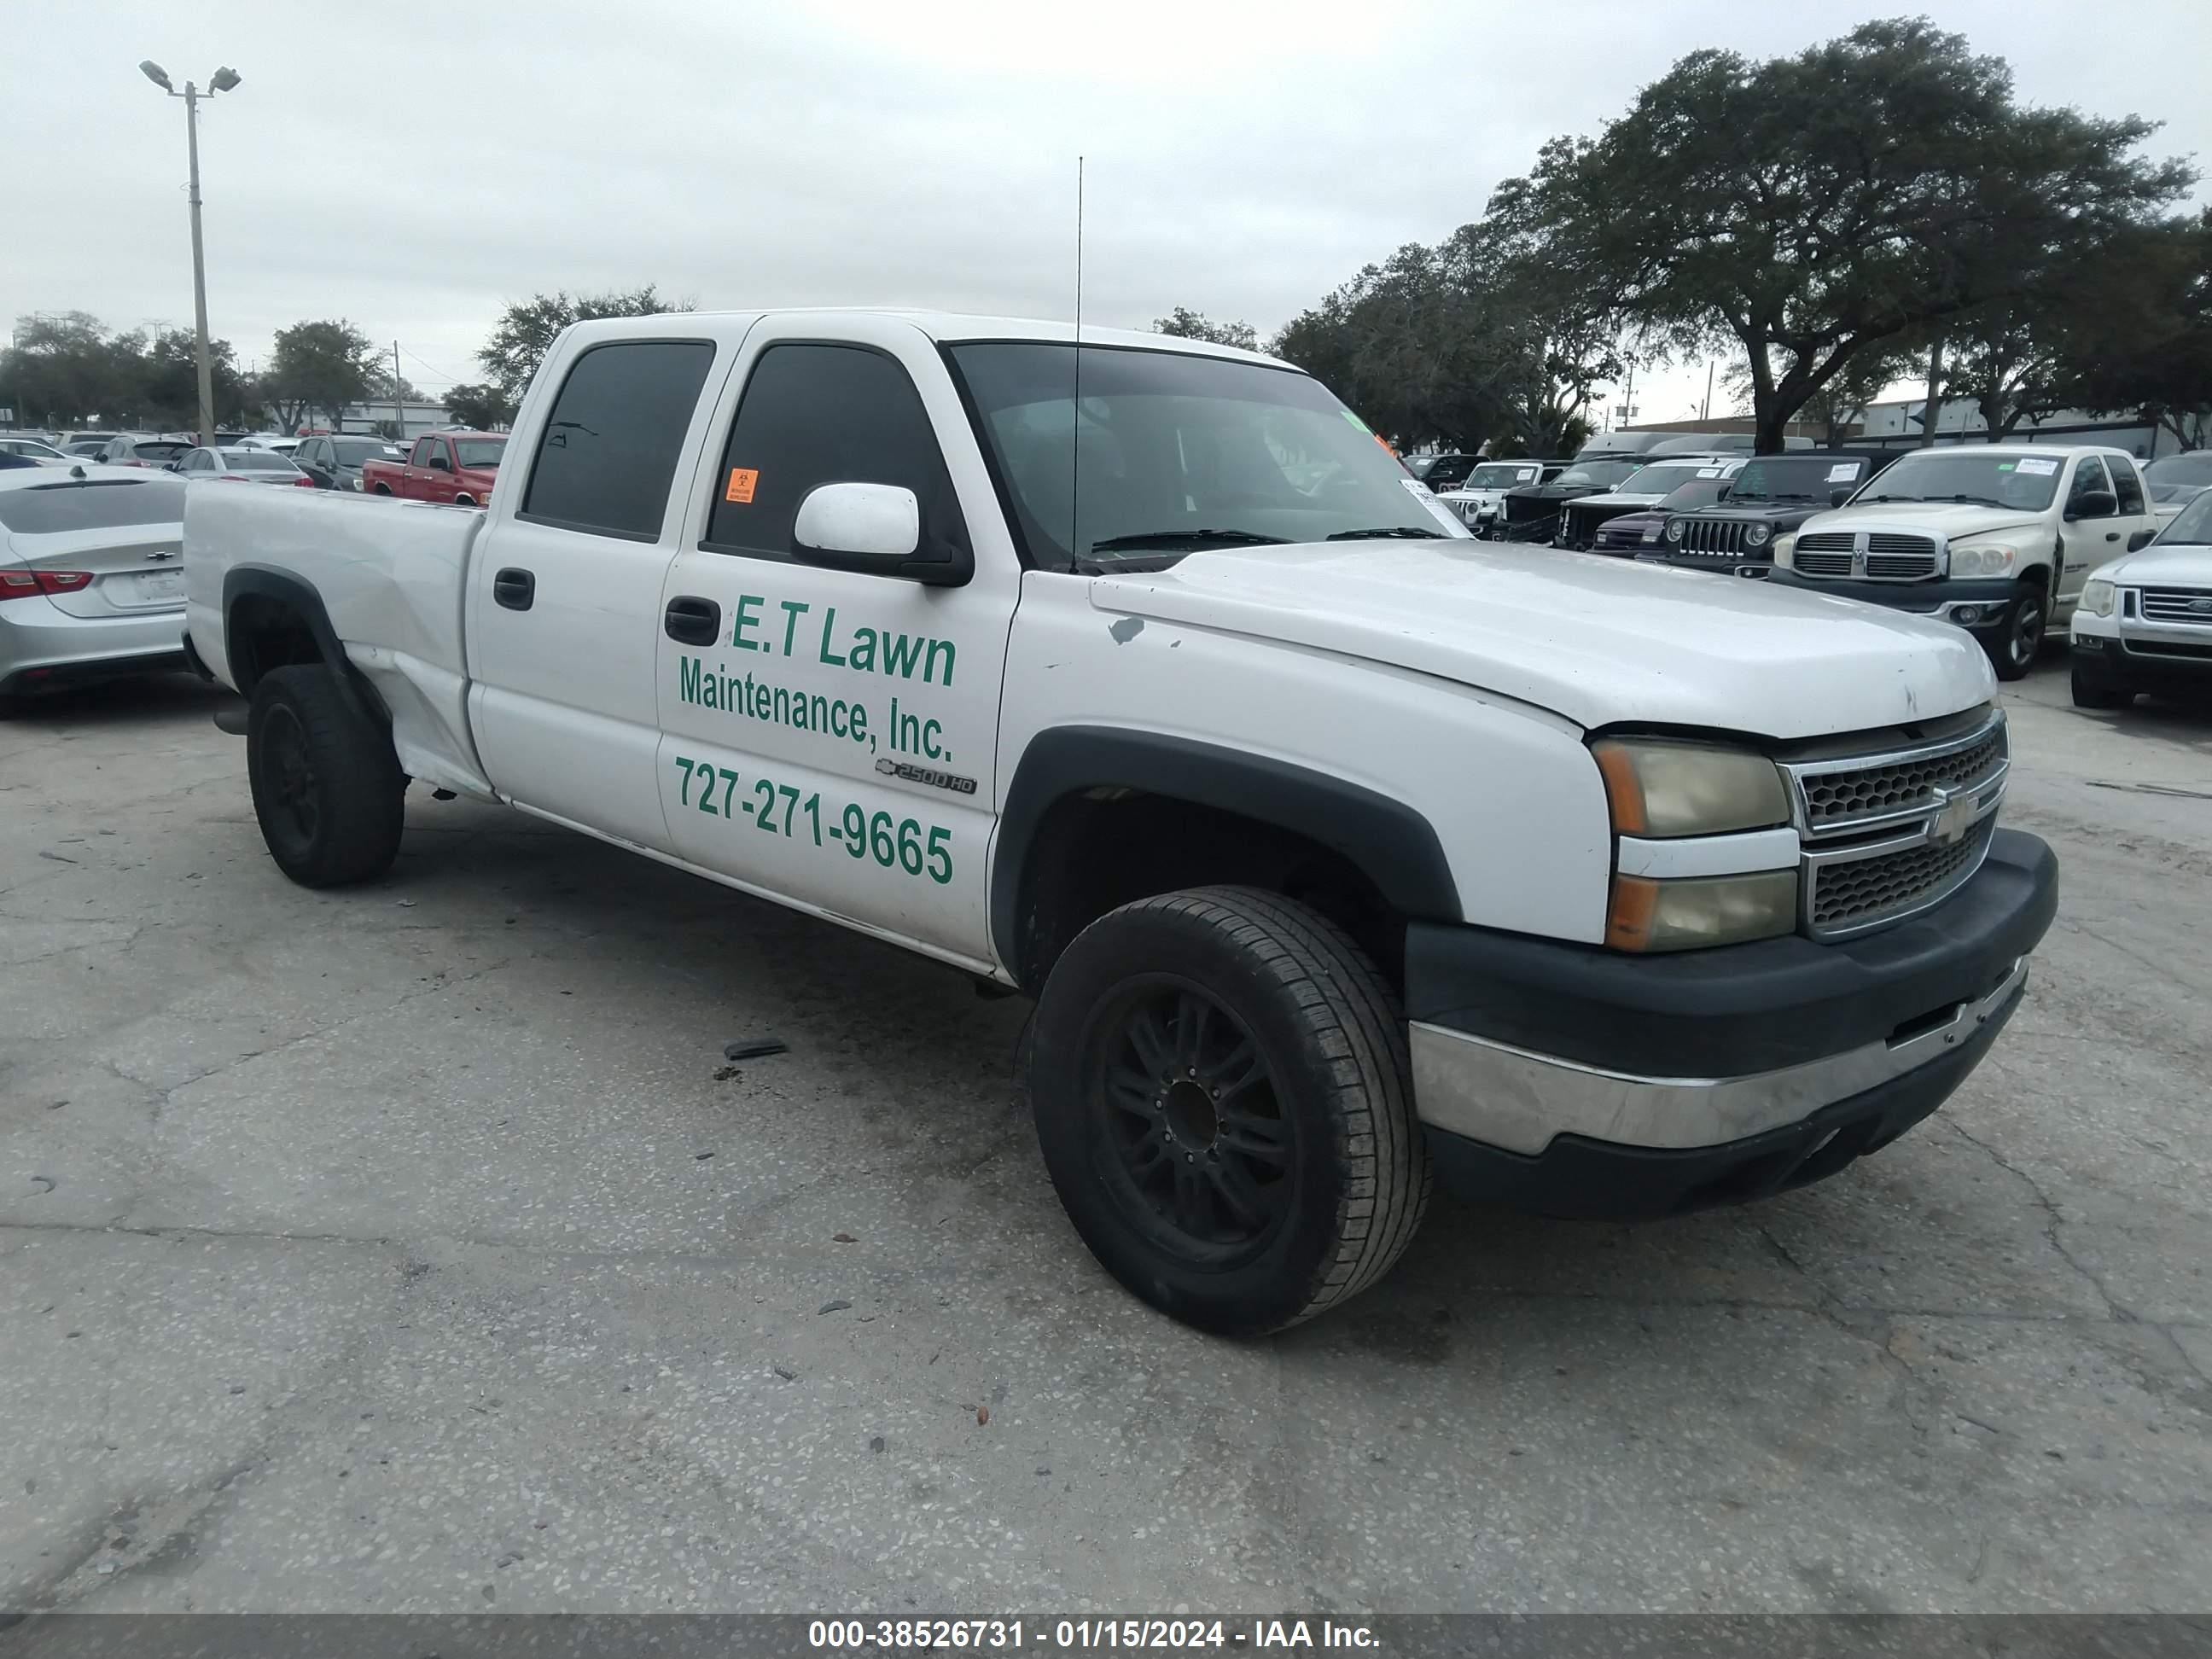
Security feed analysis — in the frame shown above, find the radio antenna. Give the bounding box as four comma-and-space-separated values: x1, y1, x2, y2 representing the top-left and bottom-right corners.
1070, 154, 1085, 563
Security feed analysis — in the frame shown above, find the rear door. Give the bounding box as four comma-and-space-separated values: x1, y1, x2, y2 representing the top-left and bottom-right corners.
651, 316, 1016, 965
464, 335, 723, 853
0, 473, 188, 615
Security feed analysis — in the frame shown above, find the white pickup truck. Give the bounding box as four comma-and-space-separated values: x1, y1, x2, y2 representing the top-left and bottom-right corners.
183, 310, 2058, 1335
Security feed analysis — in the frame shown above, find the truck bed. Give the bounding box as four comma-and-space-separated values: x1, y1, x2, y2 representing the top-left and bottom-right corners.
184, 486, 492, 795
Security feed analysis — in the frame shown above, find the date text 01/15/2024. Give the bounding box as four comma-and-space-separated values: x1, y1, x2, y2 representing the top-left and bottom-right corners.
672, 755, 953, 885
805, 1618, 1379, 1649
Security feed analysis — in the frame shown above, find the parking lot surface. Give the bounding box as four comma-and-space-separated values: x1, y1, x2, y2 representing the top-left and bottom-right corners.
3, 667, 2208, 1615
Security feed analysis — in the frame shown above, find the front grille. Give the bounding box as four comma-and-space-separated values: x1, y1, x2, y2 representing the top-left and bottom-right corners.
1796, 723, 2006, 834
1793, 531, 1854, 578
2138, 587, 2212, 625
1865, 533, 1939, 579
1562, 504, 1598, 545
1810, 819, 1993, 934
1504, 493, 1554, 525
1675, 517, 1749, 556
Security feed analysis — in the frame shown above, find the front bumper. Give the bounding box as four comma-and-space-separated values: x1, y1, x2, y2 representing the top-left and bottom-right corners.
0, 597, 190, 696
1767, 571, 2019, 632
1404, 829, 2058, 1219
2072, 613, 2212, 683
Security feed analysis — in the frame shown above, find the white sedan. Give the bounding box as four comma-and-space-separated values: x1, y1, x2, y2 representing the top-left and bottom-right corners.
0, 436, 77, 467
0, 464, 189, 702
174, 447, 317, 486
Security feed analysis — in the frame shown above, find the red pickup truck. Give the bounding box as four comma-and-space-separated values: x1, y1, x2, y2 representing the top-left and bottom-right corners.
358, 430, 506, 507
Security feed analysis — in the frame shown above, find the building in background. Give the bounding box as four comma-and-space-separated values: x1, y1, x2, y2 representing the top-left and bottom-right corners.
1849, 397, 2174, 457
259, 399, 452, 440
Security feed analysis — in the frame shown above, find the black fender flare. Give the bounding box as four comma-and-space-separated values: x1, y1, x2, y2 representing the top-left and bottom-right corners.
992, 726, 1461, 981
220, 564, 386, 727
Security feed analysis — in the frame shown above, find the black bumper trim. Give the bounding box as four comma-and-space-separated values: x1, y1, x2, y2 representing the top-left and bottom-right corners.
0, 649, 190, 698
1766, 572, 2018, 614
1406, 829, 2057, 1079
1425, 983, 2017, 1220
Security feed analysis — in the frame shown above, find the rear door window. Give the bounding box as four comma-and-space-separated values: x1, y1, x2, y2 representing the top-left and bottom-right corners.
2106, 456, 2146, 516
517, 341, 715, 540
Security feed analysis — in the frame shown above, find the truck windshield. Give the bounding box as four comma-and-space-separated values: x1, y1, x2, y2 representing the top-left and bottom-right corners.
2156, 489, 2212, 546
944, 343, 1464, 568
1857, 451, 2061, 510
454, 438, 505, 469
1728, 456, 1863, 502
1551, 459, 1643, 489
1615, 463, 1711, 495
1462, 462, 1543, 490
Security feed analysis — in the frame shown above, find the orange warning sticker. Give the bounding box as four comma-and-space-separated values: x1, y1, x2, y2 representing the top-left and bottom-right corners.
724, 467, 758, 504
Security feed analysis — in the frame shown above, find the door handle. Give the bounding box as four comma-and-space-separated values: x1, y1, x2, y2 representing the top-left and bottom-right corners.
2104, 531, 2121, 541
664, 595, 721, 646
492, 568, 535, 611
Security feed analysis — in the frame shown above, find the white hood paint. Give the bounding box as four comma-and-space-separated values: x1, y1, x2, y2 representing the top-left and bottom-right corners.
1802, 500, 2052, 544
1088, 542, 1995, 741
2096, 541, 2212, 585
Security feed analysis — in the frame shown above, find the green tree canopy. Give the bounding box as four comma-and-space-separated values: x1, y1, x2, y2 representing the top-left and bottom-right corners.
1487, 18, 2193, 451
476, 285, 695, 408
439, 382, 517, 432
1152, 308, 1260, 352
266, 319, 380, 434
2, 312, 251, 430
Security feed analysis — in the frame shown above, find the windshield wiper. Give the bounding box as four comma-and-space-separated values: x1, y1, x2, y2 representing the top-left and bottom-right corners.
1325, 526, 1447, 540
1086, 528, 1289, 552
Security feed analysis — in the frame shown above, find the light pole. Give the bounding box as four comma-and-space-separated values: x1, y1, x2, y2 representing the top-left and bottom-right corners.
140, 59, 241, 447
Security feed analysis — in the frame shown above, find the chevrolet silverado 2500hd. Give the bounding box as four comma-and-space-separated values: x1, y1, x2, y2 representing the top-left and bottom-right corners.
183, 310, 2058, 1336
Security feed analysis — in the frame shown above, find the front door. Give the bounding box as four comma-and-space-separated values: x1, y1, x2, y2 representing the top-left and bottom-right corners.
465, 336, 723, 852
653, 315, 1017, 969
408, 436, 457, 504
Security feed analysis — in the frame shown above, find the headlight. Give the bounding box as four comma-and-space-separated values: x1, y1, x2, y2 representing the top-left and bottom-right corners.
1773, 533, 1796, 566
1745, 522, 1771, 548
1606, 870, 1799, 952
2081, 579, 2116, 618
1590, 737, 1790, 837
1949, 541, 2020, 578
1640, 525, 1661, 543
1665, 518, 1686, 544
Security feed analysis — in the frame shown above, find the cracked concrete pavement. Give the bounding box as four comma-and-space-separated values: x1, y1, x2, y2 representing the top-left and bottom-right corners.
2, 668, 2208, 1614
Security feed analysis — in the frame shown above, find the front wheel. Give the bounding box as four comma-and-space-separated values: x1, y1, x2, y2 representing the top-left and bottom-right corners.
1987, 581, 2048, 681
247, 665, 406, 887
2071, 661, 2135, 709
1028, 887, 1429, 1336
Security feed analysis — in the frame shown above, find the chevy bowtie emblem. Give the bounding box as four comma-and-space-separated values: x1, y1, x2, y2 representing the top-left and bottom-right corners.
1930, 786, 1976, 845
145, 549, 178, 562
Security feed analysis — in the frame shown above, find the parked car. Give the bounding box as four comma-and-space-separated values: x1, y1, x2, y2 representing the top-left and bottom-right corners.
60, 432, 126, 458
1639, 451, 1897, 577
1554, 457, 1740, 550
358, 430, 505, 506
1402, 451, 1483, 492
181, 306, 2055, 1336
96, 436, 195, 469
1433, 458, 1567, 533
2143, 451, 2212, 527
1771, 444, 2158, 679
175, 446, 317, 486
2069, 486, 2212, 707
1492, 456, 1652, 541
1590, 475, 1738, 553
0, 464, 189, 701
293, 434, 402, 492
0, 436, 77, 467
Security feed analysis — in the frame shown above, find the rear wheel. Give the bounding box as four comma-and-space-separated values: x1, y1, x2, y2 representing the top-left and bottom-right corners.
2070, 660, 2135, 709
1028, 887, 1429, 1336
1987, 580, 2047, 681
247, 665, 405, 887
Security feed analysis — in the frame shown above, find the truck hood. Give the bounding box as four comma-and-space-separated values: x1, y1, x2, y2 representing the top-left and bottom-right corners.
1802, 501, 2048, 543
2098, 542, 2212, 586
1088, 542, 1994, 740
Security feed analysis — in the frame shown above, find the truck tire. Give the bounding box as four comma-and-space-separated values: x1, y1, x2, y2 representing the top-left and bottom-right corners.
1987, 579, 2047, 681
1027, 886, 1429, 1336
246, 665, 405, 888
2070, 661, 2134, 709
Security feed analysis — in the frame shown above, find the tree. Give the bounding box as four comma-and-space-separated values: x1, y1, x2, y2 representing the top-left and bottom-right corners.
440, 382, 516, 432
1487, 19, 2193, 451
1724, 339, 1922, 445
476, 285, 694, 407
1153, 308, 1260, 352
2066, 211, 2212, 449
3, 311, 131, 427
266, 319, 379, 433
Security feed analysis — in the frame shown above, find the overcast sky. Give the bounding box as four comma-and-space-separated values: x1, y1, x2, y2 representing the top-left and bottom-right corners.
5, 0, 2208, 427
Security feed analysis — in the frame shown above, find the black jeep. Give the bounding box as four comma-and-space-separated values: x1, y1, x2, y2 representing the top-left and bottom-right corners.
1635, 451, 1898, 577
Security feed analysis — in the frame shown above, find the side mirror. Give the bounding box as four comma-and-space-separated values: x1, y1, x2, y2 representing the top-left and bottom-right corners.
2065, 489, 2116, 521
1831, 486, 1853, 507
426, 456, 450, 473
794, 481, 974, 587
2128, 528, 2157, 551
